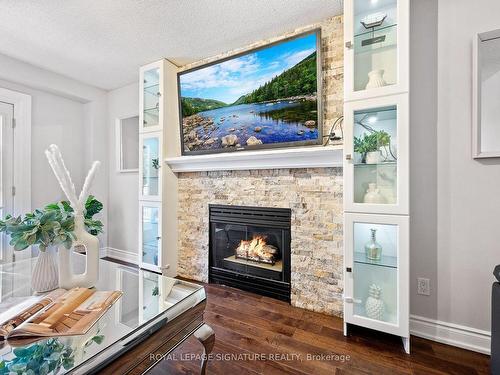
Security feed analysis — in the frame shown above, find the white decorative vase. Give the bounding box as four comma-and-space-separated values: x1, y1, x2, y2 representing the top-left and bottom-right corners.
363, 183, 386, 204
365, 284, 385, 320
58, 214, 100, 289
365, 69, 387, 89
32, 246, 59, 293
365, 151, 381, 164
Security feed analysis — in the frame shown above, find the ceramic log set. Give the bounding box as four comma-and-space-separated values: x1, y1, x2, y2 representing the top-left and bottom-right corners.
45, 144, 101, 289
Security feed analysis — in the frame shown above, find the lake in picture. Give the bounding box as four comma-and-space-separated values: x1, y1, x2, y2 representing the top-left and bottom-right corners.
182, 100, 318, 152
179, 30, 320, 153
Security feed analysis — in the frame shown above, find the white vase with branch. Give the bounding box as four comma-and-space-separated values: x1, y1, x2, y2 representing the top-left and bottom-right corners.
45, 144, 101, 289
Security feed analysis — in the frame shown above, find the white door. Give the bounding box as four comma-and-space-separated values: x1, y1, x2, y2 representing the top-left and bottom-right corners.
0, 102, 14, 263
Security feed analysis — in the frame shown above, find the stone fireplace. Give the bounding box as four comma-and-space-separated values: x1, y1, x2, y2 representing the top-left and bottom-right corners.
177, 168, 343, 316
209, 204, 291, 301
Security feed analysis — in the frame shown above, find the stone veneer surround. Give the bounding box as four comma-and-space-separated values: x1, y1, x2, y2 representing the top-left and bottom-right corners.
176, 15, 344, 316
178, 168, 344, 316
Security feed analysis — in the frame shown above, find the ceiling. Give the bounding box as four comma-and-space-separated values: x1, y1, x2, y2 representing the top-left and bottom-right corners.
0, 0, 343, 91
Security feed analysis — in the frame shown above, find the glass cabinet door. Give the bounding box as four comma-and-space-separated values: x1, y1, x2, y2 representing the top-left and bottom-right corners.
142, 68, 160, 129
139, 133, 162, 200
139, 202, 161, 271
344, 213, 408, 337
344, 0, 409, 100
344, 94, 408, 215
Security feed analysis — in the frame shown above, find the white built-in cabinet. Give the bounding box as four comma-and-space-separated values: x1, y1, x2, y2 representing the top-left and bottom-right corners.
138, 60, 179, 276
343, 0, 410, 353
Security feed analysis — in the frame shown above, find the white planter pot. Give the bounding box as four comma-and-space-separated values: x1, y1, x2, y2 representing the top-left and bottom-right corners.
32, 246, 59, 293
365, 151, 381, 164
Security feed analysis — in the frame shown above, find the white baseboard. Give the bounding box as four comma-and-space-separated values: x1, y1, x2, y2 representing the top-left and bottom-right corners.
410, 314, 491, 355
102, 247, 138, 265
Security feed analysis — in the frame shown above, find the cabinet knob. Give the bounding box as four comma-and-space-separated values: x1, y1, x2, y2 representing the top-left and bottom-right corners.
346, 267, 352, 272
345, 154, 352, 160
345, 41, 353, 49
156, 236, 161, 240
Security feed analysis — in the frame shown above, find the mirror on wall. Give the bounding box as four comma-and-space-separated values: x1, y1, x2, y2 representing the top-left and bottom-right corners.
116, 115, 139, 172
473, 29, 500, 158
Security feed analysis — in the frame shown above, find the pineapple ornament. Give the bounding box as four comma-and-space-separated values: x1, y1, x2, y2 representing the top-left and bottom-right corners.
365, 284, 385, 320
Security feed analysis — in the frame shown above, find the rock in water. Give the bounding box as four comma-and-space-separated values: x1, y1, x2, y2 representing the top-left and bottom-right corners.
204, 138, 217, 146
188, 130, 197, 141
228, 127, 236, 132
222, 134, 238, 147
254, 126, 262, 132
246, 136, 263, 146
304, 120, 316, 128
297, 130, 305, 135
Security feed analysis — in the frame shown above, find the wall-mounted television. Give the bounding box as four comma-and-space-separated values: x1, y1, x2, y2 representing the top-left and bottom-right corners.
178, 29, 322, 155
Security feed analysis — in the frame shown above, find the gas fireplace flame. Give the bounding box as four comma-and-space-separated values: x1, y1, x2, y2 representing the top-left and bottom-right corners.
236, 235, 279, 265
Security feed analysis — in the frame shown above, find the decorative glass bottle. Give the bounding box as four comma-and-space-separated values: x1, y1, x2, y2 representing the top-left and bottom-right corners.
365, 228, 382, 260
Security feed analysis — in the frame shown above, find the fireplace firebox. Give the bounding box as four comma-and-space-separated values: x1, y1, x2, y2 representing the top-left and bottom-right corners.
209, 205, 291, 302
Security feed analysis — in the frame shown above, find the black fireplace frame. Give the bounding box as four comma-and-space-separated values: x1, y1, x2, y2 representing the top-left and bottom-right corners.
209, 204, 291, 302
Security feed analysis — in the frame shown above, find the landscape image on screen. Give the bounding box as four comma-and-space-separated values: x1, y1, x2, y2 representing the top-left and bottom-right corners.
179, 31, 320, 154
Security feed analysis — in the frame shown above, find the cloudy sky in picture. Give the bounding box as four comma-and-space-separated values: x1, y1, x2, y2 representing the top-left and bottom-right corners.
180, 32, 317, 104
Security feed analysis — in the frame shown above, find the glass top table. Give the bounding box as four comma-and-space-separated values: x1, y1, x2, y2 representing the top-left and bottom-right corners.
0, 256, 207, 374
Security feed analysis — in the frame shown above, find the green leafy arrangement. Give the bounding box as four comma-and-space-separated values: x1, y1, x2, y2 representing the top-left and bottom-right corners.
0, 338, 75, 375
0, 196, 103, 252
0, 330, 105, 375
354, 130, 391, 154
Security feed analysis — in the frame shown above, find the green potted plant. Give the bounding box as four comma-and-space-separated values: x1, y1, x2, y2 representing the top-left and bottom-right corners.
0, 196, 103, 293
353, 130, 391, 164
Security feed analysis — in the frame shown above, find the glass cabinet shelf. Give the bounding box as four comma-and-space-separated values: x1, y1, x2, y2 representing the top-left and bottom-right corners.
354, 22, 397, 38
352, 0, 398, 92
354, 161, 397, 168
354, 24, 397, 48
354, 252, 397, 269
144, 84, 160, 96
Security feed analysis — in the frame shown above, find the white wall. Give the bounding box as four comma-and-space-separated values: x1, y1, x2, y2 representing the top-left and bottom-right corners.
0, 79, 85, 209
106, 83, 139, 258
434, 0, 500, 333
409, 0, 438, 319
0, 53, 108, 246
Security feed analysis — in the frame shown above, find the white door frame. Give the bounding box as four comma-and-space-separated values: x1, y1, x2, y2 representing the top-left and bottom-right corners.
0, 87, 31, 216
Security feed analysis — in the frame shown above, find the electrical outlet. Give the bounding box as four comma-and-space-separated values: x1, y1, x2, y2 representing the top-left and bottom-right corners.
417, 278, 430, 296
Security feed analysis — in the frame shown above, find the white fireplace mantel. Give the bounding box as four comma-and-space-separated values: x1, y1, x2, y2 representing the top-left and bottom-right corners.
164, 145, 343, 172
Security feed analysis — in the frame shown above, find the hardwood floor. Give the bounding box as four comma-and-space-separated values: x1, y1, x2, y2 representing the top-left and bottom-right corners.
148, 282, 490, 375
